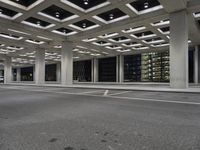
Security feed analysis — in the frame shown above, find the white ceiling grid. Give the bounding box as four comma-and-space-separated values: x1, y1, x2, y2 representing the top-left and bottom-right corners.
0, 0, 199, 66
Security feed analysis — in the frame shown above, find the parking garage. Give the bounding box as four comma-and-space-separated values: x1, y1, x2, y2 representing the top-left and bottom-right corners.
1, 0, 200, 150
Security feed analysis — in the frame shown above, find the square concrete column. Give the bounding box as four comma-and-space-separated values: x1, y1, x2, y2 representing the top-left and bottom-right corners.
198, 48, 200, 83
170, 10, 188, 88
16, 68, 21, 82
56, 62, 61, 83
119, 55, 124, 83
194, 46, 199, 84
33, 65, 35, 82
92, 58, 98, 82
61, 41, 73, 85
116, 56, 119, 82
4, 57, 12, 83
35, 49, 45, 85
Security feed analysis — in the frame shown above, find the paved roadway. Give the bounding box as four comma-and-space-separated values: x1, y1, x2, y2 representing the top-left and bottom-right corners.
0, 85, 200, 150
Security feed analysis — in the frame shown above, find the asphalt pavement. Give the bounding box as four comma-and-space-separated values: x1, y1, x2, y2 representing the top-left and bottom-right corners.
0, 85, 200, 150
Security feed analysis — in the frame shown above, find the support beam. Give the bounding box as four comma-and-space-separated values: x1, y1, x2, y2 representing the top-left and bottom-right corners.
194, 46, 199, 84
61, 41, 73, 85
170, 10, 188, 88
35, 49, 45, 85
16, 68, 21, 82
199, 48, 200, 83
119, 55, 124, 83
33, 66, 35, 82
158, 0, 187, 13
92, 58, 98, 83
116, 56, 119, 83
4, 57, 12, 84
56, 62, 61, 83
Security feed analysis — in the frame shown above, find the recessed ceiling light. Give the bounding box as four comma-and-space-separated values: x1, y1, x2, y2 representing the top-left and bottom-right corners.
142, 33, 145, 37
55, 12, 60, 18
144, 2, 149, 9
84, 0, 89, 5
82, 23, 86, 28
37, 21, 40, 26
109, 14, 114, 20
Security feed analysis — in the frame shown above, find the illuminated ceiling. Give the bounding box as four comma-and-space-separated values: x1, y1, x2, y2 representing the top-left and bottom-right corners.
0, 0, 199, 66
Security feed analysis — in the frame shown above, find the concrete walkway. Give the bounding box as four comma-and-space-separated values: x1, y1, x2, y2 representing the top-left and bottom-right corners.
2, 82, 200, 93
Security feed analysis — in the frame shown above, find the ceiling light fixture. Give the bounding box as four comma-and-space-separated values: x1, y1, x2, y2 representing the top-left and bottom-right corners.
144, 2, 149, 9
109, 14, 114, 20
55, 12, 60, 18
82, 23, 86, 28
142, 33, 145, 37
37, 21, 40, 26
84, 0, 89, 5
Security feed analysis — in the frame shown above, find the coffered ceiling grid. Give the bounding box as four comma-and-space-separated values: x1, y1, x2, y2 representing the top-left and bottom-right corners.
0, 0, 200, 66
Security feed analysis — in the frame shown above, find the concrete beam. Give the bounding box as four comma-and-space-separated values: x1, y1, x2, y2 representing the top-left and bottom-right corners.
158, 0, 187, 13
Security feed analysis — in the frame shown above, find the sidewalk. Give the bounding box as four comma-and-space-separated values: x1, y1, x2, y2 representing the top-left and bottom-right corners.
2, 82, 200, 93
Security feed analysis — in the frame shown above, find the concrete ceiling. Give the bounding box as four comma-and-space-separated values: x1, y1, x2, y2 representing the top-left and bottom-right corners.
0, 0, 200, 66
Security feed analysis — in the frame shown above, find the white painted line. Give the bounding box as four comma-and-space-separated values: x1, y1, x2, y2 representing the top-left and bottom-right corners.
0, 86, 77, 95
108, 91, 130, 96
106, 95, 200, 106
40, 88, 65, 91
103, 90, 109, 96
78, 90, 105, 94
1, 86, 200, 106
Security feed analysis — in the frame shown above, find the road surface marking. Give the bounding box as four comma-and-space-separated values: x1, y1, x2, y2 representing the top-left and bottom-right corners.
1, 86, 200, 106
108, 91, 130, 96
78, 90, 105, 94
104, 90, 109, 96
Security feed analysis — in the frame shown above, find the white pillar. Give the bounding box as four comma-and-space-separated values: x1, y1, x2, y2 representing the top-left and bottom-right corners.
194, 46, 199, 84
119, 55, 124, 83
33, 66, 35, 82
198, 49, 200, 83
92, 58, 98, 82
16, 68, 21, 82
170, 10, 188, 88
35, 49, 45, 85
4, 57, 12, 83
116, 56, 119, 82
56, 62, 61, 83
61, 41, 73, 85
